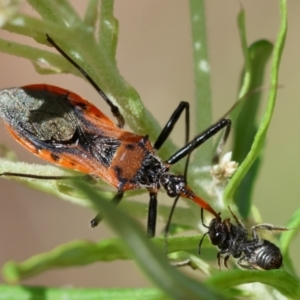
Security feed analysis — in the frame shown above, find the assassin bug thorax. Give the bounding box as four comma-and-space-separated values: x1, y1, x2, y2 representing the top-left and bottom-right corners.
198, 207, 288, 270
0, 35, 231, 237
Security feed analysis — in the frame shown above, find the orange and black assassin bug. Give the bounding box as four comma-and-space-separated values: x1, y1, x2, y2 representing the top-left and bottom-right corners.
0, 35, 231, 237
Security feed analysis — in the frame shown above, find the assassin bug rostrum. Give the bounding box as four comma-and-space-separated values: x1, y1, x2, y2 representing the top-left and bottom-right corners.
198, 207, 288, 270
0, 35, 231, 237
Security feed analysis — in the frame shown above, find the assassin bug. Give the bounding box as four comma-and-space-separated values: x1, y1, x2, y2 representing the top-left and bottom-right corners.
198, 207, 288, 270
0, 35, 231, 237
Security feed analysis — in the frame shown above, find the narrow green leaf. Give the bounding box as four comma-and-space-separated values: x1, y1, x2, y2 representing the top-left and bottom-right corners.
99, 0, 119, 59
224, 0, 288, 205
236, 8, 251, 99
280, 207, 300, 254
4, 14, 75, 42
189, 0, 213, 166
231, 8, 273, 218
0, 285, 168, 300
232, 40, 273, 217
27, 0, 82, 26
206, 269, 300, 299
84, 0, 100, 29
0, 38, 75, 74
3, 239, 127, 282
0, 0, 22, 28
279, 207, 300, 277
2, 236, 212, 282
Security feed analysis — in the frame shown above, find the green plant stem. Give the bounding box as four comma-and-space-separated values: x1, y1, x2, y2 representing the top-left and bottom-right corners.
189, 0, 213, 166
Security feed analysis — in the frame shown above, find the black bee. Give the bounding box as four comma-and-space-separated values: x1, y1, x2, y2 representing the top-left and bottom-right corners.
199, 207, 288, 270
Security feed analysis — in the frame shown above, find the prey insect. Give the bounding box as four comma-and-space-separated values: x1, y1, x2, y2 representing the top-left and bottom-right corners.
0, 35, 231, 237
199, 207, 288, 270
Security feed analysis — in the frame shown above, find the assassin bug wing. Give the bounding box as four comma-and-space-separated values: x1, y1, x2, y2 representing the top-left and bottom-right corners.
5, 122, 115, 183
0, 84, 133, 187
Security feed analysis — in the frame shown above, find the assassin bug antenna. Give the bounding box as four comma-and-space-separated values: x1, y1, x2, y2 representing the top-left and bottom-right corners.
0, 35, 230, 238
46, 34, 125, 128
198, 207, 288, 270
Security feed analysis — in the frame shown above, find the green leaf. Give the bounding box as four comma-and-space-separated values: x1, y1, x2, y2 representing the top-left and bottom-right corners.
279, 207, 300, 277
99, 0, 119, 59
2, 236, 213, 282
224, 0, 288, 207
0, 285, 168, 300
231, 9, 274, 218
0, 37, 73, 73
189, 0, 213, 166
206, 269, 300, 299
27, 0, 82, 25
83, 0, 100, 29
232, 40, 273, 218
0, 0, 22, 28
3, 239, 128, 282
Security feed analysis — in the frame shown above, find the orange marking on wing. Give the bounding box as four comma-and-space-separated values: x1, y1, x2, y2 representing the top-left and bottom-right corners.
6, 124, 121, 188
6, 125, 40, 155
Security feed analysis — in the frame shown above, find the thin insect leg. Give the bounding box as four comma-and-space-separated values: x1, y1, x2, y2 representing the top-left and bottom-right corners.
147, 192, 158, 238
164, 195, 180, 238
167, 119, 231, 165
217, 252, 222, 269
197, 209, 211, 254
251, 223, 289, 240
224, 255, 230, 269
212, 119, 232, 164
237, 256, 257, 270
90, 192, 123, 227
46, 35, 124, 128
163, 102, 190, 238
154, 101, 189, 150
228, 206, 244, 228
197, 231, 209, 255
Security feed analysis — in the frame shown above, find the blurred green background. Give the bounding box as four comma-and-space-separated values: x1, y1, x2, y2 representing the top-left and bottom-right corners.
0, 0, 299, 288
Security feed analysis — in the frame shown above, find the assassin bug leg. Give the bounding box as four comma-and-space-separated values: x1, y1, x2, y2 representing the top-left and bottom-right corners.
151, 101, 190, 238
147, 192, 158, 237
164, 118, 231, 238
154, 101, 190, 151
211, 119, 232, 165
166, 119, 231, 166
90, 192, 124, 227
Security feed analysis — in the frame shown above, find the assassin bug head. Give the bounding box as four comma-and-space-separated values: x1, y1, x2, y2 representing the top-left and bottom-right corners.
160, 173, 219, 218
198, 207, 287, 270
